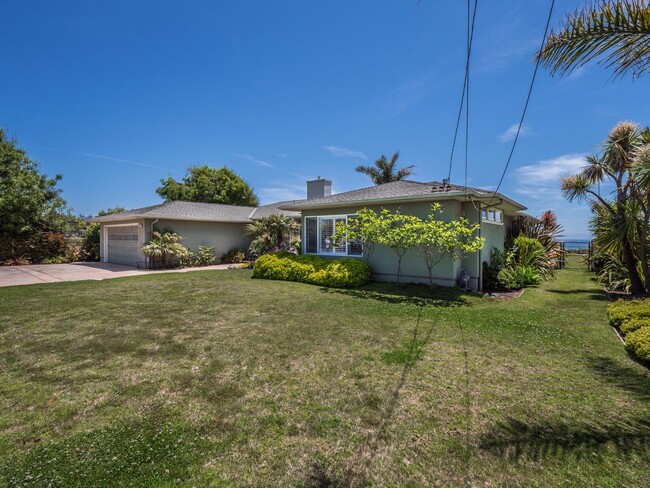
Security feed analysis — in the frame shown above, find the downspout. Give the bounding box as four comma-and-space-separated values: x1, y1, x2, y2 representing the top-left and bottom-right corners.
477, 202, 482, 292
148, 219, 159, 269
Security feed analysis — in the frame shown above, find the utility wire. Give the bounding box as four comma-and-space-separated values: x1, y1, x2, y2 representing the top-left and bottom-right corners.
486, 0, 556, 208
447, 0, 478, 183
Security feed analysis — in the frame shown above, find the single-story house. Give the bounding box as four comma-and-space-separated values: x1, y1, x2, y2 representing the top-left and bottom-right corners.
90, 201, 300, 268
92, 178, 530, 291
280, 179, 529, 290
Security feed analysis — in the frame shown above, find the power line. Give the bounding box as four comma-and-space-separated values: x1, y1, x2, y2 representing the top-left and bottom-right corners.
447, 0, 478, 183
486, 0, 556, 208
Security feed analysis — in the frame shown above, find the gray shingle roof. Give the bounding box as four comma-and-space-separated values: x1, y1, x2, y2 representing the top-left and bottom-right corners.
249, 201, 302, 220
91, 200, 298, 224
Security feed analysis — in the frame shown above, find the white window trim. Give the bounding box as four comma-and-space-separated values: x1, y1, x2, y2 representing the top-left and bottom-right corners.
481, 208, 504, 225
304, 215, 363, 257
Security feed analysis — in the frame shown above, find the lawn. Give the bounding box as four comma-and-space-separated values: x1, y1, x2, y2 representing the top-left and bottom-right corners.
0, 255, 648, 486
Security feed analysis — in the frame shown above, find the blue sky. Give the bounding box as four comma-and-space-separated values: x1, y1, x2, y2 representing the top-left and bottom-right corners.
2, 1, 648, 239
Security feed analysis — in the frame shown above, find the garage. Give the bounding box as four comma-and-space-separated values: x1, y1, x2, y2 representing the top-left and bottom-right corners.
106, 225, 141, 267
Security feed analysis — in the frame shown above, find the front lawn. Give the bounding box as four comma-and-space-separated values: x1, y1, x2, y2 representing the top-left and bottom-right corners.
0, 256, 648, 486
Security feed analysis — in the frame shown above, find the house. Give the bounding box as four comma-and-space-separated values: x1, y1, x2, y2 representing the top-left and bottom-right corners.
280, 179, 529, 290
90, 201, 300, 268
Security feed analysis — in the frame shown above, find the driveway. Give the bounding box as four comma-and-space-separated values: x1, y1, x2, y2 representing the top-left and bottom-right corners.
0, 262, 235, 288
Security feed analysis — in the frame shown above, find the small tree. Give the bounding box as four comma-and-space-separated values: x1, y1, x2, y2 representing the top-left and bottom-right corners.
376, 209, 420, 284
415, 204, 484, 287
333, 208, 382, 262
81, 206, 125, 261
141, 231, 189, 268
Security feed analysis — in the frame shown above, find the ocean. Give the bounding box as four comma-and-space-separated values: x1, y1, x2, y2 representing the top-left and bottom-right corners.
560, 240, 591, 251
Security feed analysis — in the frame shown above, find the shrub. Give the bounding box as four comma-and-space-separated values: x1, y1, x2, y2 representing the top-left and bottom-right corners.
608, 299, 650, 328
194, 246, 216, 266
253, 252, 371, 288
221, 248, 246, 264
496, 267, 523, 291
483, 248, 509, 290
620, 318, 650, 335
141, 231, 189, 268
41, 255, 69, 264
625, 326, 650, 362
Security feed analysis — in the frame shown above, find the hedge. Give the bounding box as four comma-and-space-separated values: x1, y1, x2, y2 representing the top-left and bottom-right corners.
626, 326, 650, 362
608, 299, 650, 328
608, 299, 650, 362
252, 252, 371, 288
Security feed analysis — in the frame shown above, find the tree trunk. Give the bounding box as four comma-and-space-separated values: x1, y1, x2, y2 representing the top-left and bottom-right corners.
639, 211, 650, 294
622, 239, 645, 295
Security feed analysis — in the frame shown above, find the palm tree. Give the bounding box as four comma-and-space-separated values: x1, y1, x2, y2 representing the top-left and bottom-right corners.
560, 121, 650, 294
355, 152, 415, 185
245, 214, 300, 257
536, 1, 650, 79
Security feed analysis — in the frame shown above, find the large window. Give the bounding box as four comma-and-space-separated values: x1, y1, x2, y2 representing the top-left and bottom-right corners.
304, 215, 363, 256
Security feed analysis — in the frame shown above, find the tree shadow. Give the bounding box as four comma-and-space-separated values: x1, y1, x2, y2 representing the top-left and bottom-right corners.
586, 355, 650, 401
319, 282, 473, 308
546, 288, 609, 302
478, 416, 650, 461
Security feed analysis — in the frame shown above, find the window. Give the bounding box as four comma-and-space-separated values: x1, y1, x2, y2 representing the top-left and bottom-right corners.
482, 208, 503, 224
304, 215, 363, 256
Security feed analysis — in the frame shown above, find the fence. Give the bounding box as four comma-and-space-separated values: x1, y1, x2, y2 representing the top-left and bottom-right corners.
557, 241, 593, 270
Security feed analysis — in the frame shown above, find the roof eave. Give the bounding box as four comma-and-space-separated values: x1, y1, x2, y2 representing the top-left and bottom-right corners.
279, 190, 527, 212
90, 214, 252, 224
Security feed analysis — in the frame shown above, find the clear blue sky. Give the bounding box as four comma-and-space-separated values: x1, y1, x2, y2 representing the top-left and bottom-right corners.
2, 1, 648, 239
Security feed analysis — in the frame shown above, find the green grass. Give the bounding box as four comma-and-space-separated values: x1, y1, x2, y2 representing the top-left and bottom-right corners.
0, 255, 648, 486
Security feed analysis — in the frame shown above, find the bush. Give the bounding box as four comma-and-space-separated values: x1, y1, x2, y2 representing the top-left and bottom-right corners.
608, 299, 650, 328
253, 252, 371, 288
620, 318, 650, 335
483, 248, 508, 290
625, 326, 650, 362
41, 255, 69, 264
496, 267, 523, 290
221, 248, 246, 264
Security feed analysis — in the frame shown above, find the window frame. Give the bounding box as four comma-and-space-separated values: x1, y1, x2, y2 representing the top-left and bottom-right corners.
303, 214, 362, 257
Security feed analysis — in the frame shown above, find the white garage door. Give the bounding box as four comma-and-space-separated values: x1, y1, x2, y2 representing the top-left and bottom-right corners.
107, 226, 140, 267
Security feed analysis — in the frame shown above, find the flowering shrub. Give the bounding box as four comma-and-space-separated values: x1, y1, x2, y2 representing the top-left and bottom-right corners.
608, 299, 650, 362
253, 252, 371, 288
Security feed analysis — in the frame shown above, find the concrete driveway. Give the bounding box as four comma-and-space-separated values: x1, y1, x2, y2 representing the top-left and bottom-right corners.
0, 262, 235, 288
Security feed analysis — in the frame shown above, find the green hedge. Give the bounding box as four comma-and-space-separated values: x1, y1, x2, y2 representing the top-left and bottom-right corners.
608, 299, 650, 328
252, 252, 371, 288
626, 326, 650, 362
608, 299, 650, 362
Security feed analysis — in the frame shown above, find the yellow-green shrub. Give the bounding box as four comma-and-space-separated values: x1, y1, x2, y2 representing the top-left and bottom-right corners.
252, 252, 371, 288
608, 299, 650, 328
620, 317, 650, 334
625, 326, 650, 362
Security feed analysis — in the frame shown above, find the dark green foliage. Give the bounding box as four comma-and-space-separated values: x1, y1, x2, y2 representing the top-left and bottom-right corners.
253, 252, 371, 287
626, 326, 650, 362
80, 207, 125, 261
0, 129, 69, 263
221, 248, 246, 264
156, 165, 258, 206
246, 214, 300, 257
355, 151, 415, 185
482, 248, 508, 290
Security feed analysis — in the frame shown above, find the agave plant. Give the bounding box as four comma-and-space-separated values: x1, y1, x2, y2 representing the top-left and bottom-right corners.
141, 231, 189, 268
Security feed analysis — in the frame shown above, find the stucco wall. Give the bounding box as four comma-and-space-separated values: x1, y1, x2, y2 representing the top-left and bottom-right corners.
144, 219, 252, 263
301, 200, 468, 287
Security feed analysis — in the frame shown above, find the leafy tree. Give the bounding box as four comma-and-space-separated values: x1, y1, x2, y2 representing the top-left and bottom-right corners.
245, 214, 300, 257
333, 208, 383, 262
0, 129, 69, 263
141, 231, 189, 268
537, 1, 650, 79
157, 165, 259, 206
415, 204, 484, 287
81, 207, 126, 261
561, 121, 650, 294
355, 152, 415, 185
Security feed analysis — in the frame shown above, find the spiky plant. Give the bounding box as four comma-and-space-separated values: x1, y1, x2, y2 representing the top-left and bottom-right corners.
536, 1, 650, 79
355, 152, 415, 185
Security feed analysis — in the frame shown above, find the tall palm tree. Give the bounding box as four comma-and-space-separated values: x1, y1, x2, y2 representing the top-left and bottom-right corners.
536, 1, 650, 79
355, 152, 415, 185
561, 121, 650, 294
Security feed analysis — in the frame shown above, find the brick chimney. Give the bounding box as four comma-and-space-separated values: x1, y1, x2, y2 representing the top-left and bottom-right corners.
307, 177, 332, 200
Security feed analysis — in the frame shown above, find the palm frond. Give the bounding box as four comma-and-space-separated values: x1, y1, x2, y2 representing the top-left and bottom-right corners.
537, 1, 650, 79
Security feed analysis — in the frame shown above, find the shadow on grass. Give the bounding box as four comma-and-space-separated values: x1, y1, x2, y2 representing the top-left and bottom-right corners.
305, 305, 443, 486
546, 288, 609, 302
319, 282, 473, 308
479, 416, 650, 461
586, 355, 650, 400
